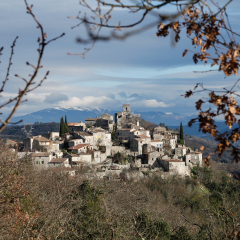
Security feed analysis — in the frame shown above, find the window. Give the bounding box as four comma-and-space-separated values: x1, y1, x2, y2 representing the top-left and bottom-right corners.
42, 161, 44, 164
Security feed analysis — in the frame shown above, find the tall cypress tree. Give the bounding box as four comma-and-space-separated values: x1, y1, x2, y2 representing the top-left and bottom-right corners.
180, 122, 184, 142
65, 115, 69, 133
60, 117, 65, 136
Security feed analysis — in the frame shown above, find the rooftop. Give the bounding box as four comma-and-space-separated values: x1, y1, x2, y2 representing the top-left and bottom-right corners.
32, 152, 51, 157
33, 136, 51, 142
49, 158, 68, 163
85, 117, 98, 121
162, 159, 184, 163
68, 143, 89, 150
68, 122, 83, 126
74, 131, 92, 136
137, 134, 150, 138
117, 128, 132, 131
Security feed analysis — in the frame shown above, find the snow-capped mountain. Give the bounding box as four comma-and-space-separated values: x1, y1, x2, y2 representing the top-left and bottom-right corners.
11, 107, 197, 126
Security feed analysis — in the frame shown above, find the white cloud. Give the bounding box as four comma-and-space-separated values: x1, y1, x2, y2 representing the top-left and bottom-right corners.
58, 96, 120, 109
132, 99, 174, 108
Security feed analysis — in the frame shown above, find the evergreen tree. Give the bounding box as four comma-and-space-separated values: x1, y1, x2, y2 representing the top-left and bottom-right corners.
159, 123, 165, 127
180, 122, 184, 142
64, 115, 69, 133
60, 117, 65, 136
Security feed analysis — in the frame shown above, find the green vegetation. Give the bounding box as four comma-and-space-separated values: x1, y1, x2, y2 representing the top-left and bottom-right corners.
177, 122, 185, 145
60, 115, 69, 136
1, 142, 240, 239
112, 152, 131, 164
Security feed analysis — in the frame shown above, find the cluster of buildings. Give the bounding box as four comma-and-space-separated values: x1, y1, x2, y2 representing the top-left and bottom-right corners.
9, 104, 202, 179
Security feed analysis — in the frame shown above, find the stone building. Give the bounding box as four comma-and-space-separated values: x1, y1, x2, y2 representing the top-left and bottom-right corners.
24, 136, 58, 152
115, 104, 140, 128
131, 135, 151, 155
159, 159, 190, 176
48, 158, 70, 168
85, 113, 114, 131
68, 143, 89, 154
68, 122, 86, 133
185, 152, 203, 167
32, 152, 53, 168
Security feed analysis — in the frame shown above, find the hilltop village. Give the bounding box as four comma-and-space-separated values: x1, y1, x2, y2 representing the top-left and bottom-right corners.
8, 104, 202, 180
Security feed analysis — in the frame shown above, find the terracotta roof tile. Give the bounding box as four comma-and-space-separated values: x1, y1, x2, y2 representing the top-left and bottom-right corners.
137, 134, 150, 138
68, 144, 89, 150
68, 122, 82, 126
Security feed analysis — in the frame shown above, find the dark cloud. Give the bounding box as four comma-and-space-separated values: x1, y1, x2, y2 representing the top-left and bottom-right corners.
44, 92, 69, 104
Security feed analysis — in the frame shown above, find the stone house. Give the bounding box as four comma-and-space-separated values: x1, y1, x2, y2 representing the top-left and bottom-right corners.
131, 135, 151, 155
24, 136, 58, 152
163, 138, 176, 150
3, 139, 20, 151
87, 128, 111, 149
32, 152, 53, 168
150, 140, 163, 150
85, 118, 98, 127
65, 153, 79, 164
99, 113, 114, 121
48, 158, 70, 168
95, 118, 114, 132
85, 113, 114, 131
68, 122, 86, 133
73, 131, 93, 144
43, 132, 59, 141
159, 159, 189, 176
175, 147, 187, 157
71, 153, 92, 166
68, 143, 89, 154
68, 139, 84, 148
185, 152, 203, 167
116, 128, 133, 141
142, 151, 162, 167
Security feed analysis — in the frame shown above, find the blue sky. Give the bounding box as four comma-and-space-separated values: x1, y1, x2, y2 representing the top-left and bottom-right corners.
1, 0, 239, 118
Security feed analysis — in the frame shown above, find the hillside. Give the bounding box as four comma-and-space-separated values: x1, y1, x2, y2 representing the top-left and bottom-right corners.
0, 122, 60, 141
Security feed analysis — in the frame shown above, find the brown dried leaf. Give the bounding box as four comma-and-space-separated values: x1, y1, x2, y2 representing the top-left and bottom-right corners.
183, 50, 188, 57
200, 145, 205, 151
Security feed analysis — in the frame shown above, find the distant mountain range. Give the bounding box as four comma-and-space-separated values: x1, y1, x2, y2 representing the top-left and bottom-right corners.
11, 107, 198, 126
4, 107, 232, 140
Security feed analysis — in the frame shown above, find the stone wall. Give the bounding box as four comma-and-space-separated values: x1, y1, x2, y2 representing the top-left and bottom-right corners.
111, 146, 126, 155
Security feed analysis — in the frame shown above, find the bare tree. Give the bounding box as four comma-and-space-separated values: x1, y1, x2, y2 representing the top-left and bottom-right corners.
0, 0, 64, 133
